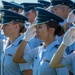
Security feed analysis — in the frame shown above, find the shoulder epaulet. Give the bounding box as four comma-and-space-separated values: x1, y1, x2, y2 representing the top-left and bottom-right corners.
69, 50, 74, 54
18, 40, 22, 45
54, 44, 59, 48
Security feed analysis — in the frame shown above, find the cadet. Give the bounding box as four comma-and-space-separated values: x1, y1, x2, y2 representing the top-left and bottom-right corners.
47, 0, 74, 39
13, 7, 69, 75
47, 0, 75, 55
21, 3, 44, 49
1, 0, 23, 40
1, 9, 32, 75
50, 27, 75, 74
21, 2, 44, 24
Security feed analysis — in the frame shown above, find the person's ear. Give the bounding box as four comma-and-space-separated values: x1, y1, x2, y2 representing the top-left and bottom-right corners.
49, 28, 55, 34
14, 23, 19, 29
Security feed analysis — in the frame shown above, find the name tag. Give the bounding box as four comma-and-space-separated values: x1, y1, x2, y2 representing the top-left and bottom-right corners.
6, 54, 12, 56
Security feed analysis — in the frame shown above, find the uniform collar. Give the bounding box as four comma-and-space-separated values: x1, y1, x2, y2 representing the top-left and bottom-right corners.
43, 40, 59, 51
12, 35, 24, 46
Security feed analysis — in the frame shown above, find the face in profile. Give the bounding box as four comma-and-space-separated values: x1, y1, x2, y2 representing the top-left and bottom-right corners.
47, 5, 64, 18
25, 10, 36, 24
2, 22, 17, 37
35, 23, 49, 40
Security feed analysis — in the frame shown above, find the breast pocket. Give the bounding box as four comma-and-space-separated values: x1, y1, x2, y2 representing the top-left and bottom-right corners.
39, 58, 57, 75
40, 58, 50, 68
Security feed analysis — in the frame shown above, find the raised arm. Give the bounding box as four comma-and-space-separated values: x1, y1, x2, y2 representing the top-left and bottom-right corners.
50, 27, 75, 68
13, 40, 27, 63
13, 25, 36, 63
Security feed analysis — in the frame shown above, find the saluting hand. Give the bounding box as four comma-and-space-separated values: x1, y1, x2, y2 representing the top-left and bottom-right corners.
23, 25, 36, 42
62, 27, 75, 46
67, 9, 75, 24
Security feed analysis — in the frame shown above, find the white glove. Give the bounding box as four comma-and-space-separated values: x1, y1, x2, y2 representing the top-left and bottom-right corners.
23, 25, 36, 42
67, 10, 75, 23
62, 27, 75, 46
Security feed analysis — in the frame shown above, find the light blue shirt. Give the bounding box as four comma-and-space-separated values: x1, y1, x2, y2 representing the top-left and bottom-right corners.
62, 51, 75, 75
24, 40, 69, 75
1, 35, 32, 75
0, 39, 3, 61
0, 39, 4, 75
28, 37, 43, 49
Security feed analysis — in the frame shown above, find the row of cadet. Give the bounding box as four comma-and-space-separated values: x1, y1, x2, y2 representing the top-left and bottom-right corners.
0, 0, 75, 75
